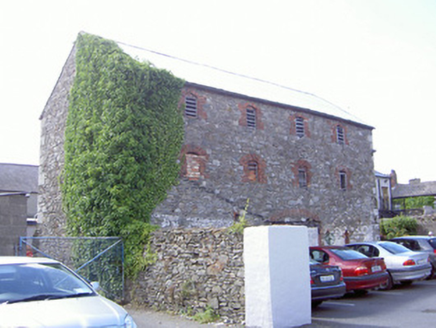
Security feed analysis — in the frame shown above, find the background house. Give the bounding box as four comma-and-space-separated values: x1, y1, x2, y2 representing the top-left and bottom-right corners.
0, 163, 38, 255
38, 34, 379, 245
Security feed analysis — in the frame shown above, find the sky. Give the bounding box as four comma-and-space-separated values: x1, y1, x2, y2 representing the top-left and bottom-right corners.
1, 0, 436, 184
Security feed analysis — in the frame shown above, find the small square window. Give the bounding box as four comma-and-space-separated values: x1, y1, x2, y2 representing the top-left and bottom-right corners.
336, 125, 345, 144
247, 161, 258, 181
185, 96, 197, 118
296, 117, 305, 138
298, 167, 307, 188
339, 170, 347, 190
246, 108, 256, 128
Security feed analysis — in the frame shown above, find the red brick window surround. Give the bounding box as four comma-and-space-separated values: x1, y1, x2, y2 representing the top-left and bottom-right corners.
291, 159, 312, 188
179, 89, 207, 120
238, 103, 264, 130
180, 145, 209, 180
289, 114, 310, 138
336, 166, 352, 190
331, 123, 348, 145
240, 153, 267, 183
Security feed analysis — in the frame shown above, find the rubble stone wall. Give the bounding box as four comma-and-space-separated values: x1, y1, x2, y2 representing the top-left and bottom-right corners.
130, 228, 245, 324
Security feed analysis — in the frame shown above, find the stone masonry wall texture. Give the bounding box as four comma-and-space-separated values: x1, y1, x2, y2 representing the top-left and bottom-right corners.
38, 47, 378, 243
130, 228, 244, 324
152, 85, 378, 244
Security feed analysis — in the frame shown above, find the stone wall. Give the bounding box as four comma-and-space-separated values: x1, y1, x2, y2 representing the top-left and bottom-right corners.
38, 45, 76, 236
152, 85, 378, 243
38, 40, 378, 243
0, 194, 27, 255
129, 228, 245, 324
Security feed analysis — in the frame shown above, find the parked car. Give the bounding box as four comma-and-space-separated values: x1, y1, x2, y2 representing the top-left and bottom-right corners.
390, 236, 436, 278
310, 259, 346, 307
346, 241, 432, 290
0, 256, 137, 327
310, 246, 389, 294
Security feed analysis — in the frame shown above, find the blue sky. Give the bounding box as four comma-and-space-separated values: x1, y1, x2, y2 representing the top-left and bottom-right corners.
1, 0, 436, 183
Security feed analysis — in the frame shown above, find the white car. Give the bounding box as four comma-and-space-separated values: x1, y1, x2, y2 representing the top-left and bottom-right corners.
0, 256, 137, 327
346, 241, 432, 290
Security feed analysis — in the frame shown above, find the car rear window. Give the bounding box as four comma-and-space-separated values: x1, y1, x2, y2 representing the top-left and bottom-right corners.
427, 238, 436, 249
330, 248, 368, 260
379, 242, 410, 254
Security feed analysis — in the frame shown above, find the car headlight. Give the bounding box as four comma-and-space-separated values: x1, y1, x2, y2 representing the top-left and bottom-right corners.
124, 314, 137, 328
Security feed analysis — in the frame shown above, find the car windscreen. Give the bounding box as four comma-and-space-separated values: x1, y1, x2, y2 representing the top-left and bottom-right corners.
0, 262, 95, 304
379, 242, 410, 254
330, 248, 368, 260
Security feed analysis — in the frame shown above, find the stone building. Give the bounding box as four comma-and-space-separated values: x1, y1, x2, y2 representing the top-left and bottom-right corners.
39, 35, 378, 245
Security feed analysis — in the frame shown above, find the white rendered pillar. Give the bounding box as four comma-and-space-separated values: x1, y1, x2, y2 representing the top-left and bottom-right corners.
244, 226, 311, 328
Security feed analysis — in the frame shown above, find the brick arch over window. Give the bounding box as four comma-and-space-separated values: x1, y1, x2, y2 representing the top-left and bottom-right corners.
331, 122, 349, 145
289, 114, 311, 138
291, 159, 312, 188
180, 145, 209, 180
179, 88, 207, 120
268, 209, 320, 227
240, 153, 267, 183
238, 103, 264, 130
335, 166, 352, 190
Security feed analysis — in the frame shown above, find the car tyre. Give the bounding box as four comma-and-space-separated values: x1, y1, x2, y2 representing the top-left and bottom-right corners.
379, 273, 393, 290
427, 265, 435, 280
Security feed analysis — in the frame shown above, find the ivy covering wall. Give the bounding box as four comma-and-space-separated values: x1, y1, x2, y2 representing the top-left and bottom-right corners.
62, 33, 185, 276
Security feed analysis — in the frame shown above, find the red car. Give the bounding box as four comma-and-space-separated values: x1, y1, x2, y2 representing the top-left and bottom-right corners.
310, 246, 389, 294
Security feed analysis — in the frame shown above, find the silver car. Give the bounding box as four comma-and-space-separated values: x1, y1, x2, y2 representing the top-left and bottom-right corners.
0, 256, 137, 327
346, 241, 431, 290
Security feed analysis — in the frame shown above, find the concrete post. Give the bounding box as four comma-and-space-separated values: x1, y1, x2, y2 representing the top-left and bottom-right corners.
244, 226, 311, 328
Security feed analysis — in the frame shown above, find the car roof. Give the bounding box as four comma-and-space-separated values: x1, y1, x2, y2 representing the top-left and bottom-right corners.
0, 256, 59, 265
347, 241, 380, 245
391, 236, 435, 240
310, 245, 347, 249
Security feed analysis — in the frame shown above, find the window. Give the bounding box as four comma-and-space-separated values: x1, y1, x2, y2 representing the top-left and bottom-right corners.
240, 153, 267, 183
295, 117, 305, 138
180, 145, 209, 180
247, 161, 258, 182
298, 167, 308, 188
339, 170, 347, 190
336, 125, 345, 144
185, 96, 197, 117
246, 107, 256, 128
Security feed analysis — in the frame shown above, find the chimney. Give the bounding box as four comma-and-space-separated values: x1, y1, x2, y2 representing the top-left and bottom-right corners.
390, 170, 397, 187
409, 178, 421, 185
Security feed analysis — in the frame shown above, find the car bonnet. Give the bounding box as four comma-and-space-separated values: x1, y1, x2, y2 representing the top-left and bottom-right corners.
0, 295, 127, 327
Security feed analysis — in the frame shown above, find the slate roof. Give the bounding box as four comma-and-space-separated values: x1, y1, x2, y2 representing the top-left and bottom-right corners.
392, 181, 436, 199
0, 163, 38, 194
118, 42, 372, 129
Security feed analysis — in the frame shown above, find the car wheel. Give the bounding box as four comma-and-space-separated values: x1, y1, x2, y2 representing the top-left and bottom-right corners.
312, 301, 322, 308
379, 273, 393, 290
353, 289, 368, 296
427, 265, 435, 280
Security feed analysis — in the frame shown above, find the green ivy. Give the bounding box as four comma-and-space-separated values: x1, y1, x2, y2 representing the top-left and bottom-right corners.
62, 33, 184, 277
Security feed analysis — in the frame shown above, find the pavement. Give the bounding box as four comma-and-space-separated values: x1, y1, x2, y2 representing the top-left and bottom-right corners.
125, 305, 244, 328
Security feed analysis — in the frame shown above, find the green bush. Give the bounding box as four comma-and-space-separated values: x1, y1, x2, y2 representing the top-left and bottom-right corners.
380, 216, 418, 239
